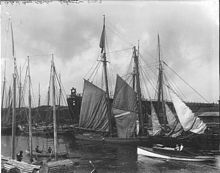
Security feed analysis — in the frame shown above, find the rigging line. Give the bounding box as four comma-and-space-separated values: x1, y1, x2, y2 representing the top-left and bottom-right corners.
139, 51, 158, 62
101, 65, 104, 90
139, 64, 158, 92
88, 61, 101, 81
139, 55, 158, 78
109, 62, 116, 96
140, 50, 157, 61
28, 54, 53, 57
54, 71, 68, 103
90, 62, 102, 83
163, 72, 187, 100
106, 25, 134, 47
83, 57, 100, 79
163, 61, 209, 102
124, 53, 133, 77
139, 61, 159, 74
54, 73, 67, 106
139, 68, 151, 99
139, 65, 157, 99
106, 47, 133, 54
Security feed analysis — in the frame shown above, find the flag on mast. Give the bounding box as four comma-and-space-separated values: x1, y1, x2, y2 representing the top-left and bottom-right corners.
99, 25, 105, 53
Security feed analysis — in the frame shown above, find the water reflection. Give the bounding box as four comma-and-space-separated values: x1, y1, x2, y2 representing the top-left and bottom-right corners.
1, 135, 220, 173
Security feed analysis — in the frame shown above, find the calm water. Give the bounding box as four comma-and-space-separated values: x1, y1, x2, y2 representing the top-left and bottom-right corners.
1, 135, 220, 173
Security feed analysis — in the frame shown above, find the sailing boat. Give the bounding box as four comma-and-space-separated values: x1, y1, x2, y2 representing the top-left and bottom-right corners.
73, 16, 149, 144
137, 88, 216, 162
27, 56, 68, 158
1, 18, 41, 173
146, 35, 219, 151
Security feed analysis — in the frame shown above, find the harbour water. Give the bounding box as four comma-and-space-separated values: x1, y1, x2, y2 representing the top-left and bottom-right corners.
1, 135, 220, 173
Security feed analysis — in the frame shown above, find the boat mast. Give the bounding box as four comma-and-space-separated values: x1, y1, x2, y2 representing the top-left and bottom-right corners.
100, 15, 113, 135
2, 61, 6, 109
132, 63, 136, 90
38, 83, 40, 107
133, 45, 145, 135
18, 66, 22, 109
27, 56, 33, 161
58, 74, 62, 106
11, 19, 17, 159
52, 55, 57, 160
157, 34, 166, 128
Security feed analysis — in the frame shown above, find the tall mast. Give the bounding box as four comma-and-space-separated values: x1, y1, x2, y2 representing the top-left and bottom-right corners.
52, 55, 57, 160
132, 66, 136, 90
157, 34, 166, 127
38, 83, 41, 107
18, 66, 21, 109
27, 56, 33, 161
133, 46, 144, 135
7, 86, 12, 109
47, 86, 50, 106
58, 74, 62, 106
2, 61, 6, 108
11, 19, 16, 159
100, 15, 113, 135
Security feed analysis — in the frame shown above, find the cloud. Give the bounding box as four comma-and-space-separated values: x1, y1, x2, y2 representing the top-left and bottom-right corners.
1, 1, 218, 105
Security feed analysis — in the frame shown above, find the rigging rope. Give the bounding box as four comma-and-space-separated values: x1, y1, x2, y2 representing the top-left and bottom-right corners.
106, 22, 134, 47
163, 61, 209, 102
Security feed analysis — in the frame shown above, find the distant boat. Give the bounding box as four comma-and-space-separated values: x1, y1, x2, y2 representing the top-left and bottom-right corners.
26, 150, 68, 158
27, 56, 68, 159
137, 145, 215, 162
1, 18, 41, 173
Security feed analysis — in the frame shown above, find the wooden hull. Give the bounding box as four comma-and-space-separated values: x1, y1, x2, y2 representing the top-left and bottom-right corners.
148, 133, 220, 150
26, 150, 68, 158
21, 126, 74, 136
137, 147, 215, 162
74, 133, 150, 145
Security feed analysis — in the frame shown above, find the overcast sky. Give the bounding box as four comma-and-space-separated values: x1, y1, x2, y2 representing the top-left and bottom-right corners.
1, 1, 219, 106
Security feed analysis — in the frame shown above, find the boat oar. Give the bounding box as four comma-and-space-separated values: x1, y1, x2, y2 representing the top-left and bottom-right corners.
89, 160, 97, 173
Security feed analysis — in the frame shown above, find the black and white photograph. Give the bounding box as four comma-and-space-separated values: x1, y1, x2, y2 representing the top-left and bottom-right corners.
1, 0, 219, 172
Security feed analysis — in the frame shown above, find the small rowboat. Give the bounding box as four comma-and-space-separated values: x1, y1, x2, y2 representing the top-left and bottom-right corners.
26, 150, 68, 158
137, 146, 215, 162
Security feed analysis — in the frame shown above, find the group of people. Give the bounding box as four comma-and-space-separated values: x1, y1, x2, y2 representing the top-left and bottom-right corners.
16, 146, 53, 162
35, 145, 53, 153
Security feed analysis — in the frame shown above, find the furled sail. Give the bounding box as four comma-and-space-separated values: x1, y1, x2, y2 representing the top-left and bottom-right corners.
165, 103, 183, 137
170, 91, 207, 134
151, 103, 162, 136
112, 75, 138, 138
79, 80, 109, 131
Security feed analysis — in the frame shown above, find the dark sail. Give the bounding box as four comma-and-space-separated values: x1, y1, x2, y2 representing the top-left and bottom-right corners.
112, 75, 138, 138
151, 103, 162, 136
79, 80, 109, 132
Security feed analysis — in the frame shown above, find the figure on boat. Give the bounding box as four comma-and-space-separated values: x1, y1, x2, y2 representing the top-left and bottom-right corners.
35, 146, 42, 153
16, 151, 23, 162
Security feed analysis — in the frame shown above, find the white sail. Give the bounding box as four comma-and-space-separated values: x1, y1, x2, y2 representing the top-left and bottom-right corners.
165, 103, 183, 137
170, 91, 206, 134
165, 103, 176, 129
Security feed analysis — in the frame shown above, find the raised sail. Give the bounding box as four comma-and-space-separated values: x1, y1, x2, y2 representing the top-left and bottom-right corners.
165, 103, 183, 137
112, 75, 138, 138
170, 91, 206, 134
79, 80, 109, 132
151, 103, 162, 136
